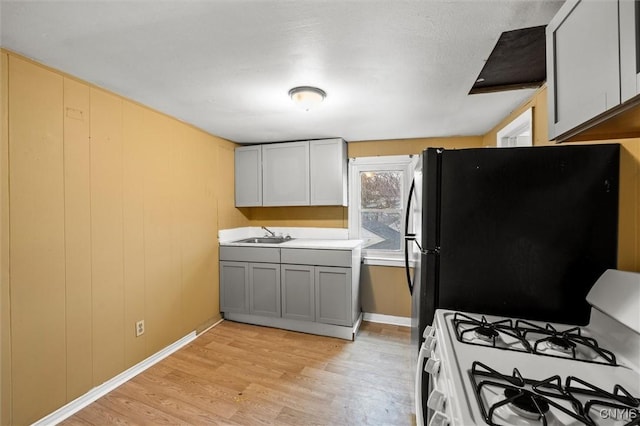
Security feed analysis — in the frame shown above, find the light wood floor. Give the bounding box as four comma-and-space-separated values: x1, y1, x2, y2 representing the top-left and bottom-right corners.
60, 320, 415, 425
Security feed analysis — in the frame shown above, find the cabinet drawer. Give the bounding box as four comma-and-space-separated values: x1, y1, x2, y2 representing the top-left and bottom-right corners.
281, 248, 351, 267
220, 246, 280, 263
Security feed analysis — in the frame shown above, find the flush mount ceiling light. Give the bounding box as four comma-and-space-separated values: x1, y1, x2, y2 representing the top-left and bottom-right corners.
288, 86, 326, 111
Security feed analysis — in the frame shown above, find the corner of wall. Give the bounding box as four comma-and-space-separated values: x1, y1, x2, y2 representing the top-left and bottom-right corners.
482, 85, 549, 147
1, 49, 13, 426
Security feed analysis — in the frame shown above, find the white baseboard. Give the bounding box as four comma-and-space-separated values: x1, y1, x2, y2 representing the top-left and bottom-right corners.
32, 320, 224, 426
363, 312, 411, 327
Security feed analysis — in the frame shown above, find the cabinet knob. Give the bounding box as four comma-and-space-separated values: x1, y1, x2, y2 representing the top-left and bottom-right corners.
428, 411, 449, 426
424, 358, 441, 376
427, 389, 447, 412
423, 335, 436, 354
423, 325, 435, 339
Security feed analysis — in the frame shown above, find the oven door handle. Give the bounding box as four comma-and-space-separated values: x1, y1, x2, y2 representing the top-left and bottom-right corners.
415, 338, 430, 426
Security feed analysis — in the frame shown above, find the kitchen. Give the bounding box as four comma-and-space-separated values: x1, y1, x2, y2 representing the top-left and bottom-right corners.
1, 1, 640, 425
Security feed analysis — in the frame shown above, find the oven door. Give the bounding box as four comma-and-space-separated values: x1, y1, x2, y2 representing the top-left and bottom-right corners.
415, 326, 431, 425
415, 323, 452, 426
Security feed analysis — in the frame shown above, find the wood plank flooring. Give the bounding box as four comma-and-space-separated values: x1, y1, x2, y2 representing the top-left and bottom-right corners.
60, 321, 415, 425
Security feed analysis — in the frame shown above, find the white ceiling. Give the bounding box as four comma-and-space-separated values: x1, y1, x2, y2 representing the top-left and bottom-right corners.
0, 0, 563, 144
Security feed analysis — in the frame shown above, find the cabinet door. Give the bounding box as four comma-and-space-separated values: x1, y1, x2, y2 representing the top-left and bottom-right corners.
310, 138, 347, 206
315, 266, 352, 326
281, 264, 315, 321
249, 263, 281, 317
262, 141, 310, 206
620, 0, 640, 103
547, 0, 620, 139
219, 261, 249, 313
235, 145, 262, 207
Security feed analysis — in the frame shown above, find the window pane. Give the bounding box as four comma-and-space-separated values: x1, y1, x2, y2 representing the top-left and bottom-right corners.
360, 171, 402, 209
360, 211, 402, 250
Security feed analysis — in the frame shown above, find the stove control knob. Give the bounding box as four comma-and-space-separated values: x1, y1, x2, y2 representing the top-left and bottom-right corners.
424, 358, 441, 376
427, 389, 446, 412
423, 325, 435, 338
428, 411, 449, 426
423, 335, 437, 354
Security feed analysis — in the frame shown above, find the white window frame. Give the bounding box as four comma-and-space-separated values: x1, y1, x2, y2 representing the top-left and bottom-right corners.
497, 107, 533, 148
348, 155, 416, 267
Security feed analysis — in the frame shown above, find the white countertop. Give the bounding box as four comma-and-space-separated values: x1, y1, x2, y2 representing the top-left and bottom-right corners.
219, 226, 362, 250
221, 238, 362, 250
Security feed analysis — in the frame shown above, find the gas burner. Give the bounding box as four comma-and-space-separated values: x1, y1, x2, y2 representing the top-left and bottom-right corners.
503, 388, 550, 420
546, 336, 577, 354
475, 326, 500, 342
453, 313, 531, 351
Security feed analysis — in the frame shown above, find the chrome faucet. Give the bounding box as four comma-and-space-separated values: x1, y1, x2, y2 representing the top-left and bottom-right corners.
261, 226, 276, 237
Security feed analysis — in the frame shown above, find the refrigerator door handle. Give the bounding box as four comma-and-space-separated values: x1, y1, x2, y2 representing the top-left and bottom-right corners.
404, 178, 417, 295
404, 238, 413, 295
423, 246, 440, 255
405, 179, 416, 235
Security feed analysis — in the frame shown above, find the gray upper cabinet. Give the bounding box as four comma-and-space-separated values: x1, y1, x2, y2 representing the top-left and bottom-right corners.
235, 138, 348, 207
309, 138, 348, 206
234, 145, 262, 207
620, 0, 640, 103
547, 0, 620, 140
262, 141, 310, 206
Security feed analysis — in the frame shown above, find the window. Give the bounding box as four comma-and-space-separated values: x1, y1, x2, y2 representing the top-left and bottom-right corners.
497, 108, 533, 147
348, 155, 416, 266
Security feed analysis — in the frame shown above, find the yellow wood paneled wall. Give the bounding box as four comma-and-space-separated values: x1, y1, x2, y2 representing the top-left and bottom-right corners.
63, 77, 93, 400
348, 136, 484, 157
1, 51, 11, 426
484, 86, 640, 273
0, 51, 249, 425
9, 55, 67, 422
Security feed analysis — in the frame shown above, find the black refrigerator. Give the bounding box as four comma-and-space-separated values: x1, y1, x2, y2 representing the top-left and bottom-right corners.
405, 144, 620, 351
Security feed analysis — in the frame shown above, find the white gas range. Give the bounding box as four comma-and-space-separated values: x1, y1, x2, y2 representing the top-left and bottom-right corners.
416, 269, 640, 426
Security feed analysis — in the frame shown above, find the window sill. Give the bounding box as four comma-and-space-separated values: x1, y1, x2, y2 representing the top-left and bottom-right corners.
362, 256, 415, 268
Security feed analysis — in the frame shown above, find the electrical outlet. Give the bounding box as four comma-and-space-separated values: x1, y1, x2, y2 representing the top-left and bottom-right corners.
135, 320, 145, 337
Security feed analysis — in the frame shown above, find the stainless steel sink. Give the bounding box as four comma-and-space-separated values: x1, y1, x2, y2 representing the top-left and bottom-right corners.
234, 236, 292, 244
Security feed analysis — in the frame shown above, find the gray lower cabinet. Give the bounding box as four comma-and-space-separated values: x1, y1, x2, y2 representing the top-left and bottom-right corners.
220, 261, 249, 313
248, 263, 281, 317
315, 266, 352, 326
220, 244, 361, 339
281, 264, 315, 321
221, 260, 280, 316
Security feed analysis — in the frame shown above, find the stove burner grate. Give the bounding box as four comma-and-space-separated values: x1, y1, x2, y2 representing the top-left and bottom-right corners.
517, 320, 617, 366
470, 361, 640, 426
453, 313, 531, 351
451, 312, 619, 366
